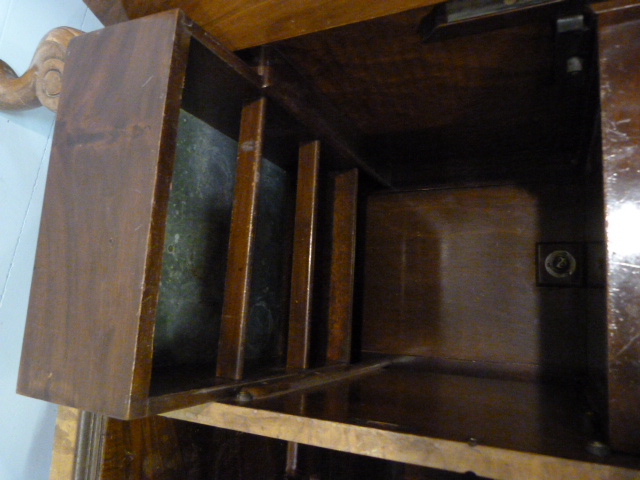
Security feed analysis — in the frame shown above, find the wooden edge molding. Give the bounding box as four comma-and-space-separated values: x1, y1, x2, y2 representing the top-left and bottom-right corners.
0, 26, 83, 112
164, 402, 640, 480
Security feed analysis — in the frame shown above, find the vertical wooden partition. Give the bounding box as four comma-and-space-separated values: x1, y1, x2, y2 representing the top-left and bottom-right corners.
287, 140, 322, 370
286, 162, 360, 369
594, 0, 640, 455
327, 168, 359, 364
216, 96, 268, 380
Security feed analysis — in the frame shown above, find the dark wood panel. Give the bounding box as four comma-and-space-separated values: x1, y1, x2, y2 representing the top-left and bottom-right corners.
18, 10, 280, 417
361, 183, 589, 378
274, 7, 591, 164
98, 415, 288, 479
326, 168, 359, 364
17, 10, 190, 419
260, 47, 389, 186
274, 9, 553, 135
243, 361, 640, 469
217, 96, 267, 380
287, 140, 321, 370
595, 2, 640, 455
181, 25, 263, 141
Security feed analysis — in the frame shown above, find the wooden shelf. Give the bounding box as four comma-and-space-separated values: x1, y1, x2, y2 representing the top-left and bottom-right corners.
163, 367, 640, 480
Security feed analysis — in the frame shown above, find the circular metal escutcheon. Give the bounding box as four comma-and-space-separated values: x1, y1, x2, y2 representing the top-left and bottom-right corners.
544, 250, 577, 278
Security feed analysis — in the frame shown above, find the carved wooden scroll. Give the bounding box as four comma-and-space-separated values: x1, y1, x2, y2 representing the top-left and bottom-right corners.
0, 27, 82, 112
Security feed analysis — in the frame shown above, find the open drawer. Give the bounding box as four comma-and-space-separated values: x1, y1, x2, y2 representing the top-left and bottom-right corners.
17, 0, 640, 469
17, 8, 374, 420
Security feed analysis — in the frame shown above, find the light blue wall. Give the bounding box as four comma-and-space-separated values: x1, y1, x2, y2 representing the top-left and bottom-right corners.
0, 2, 102, 479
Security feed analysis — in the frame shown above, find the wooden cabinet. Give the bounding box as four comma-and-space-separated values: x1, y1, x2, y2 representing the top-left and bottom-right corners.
18, 1, 640, 477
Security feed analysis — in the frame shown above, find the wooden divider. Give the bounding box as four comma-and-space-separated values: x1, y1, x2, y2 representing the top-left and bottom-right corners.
287, 140, 322, 370
216, 95, 267, 380
327, 168, 359, 364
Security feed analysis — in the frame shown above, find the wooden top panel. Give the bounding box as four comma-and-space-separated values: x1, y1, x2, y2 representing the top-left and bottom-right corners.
85, 0, 442, 50
274, 9, 559, 138
85, 2, 588, 167
17, 11, 188, 418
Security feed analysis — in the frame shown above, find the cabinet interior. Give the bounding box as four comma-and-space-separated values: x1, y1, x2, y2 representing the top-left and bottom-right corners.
21, 4, 640, 467
146, 4, 614, 462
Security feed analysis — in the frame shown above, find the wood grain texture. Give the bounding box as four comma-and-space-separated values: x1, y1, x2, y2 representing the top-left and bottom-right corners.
260, 47, 388, 186
239, 359, 393, 403
98, 414, 287, 479
83, 0, 129, 26
276, 9, 552, 134
17, 10, 190, 419
287, 139, 321, 370
165, 398, 640, 480
87, 0, 442, 50
274, 8, 587, 166
17, 9, 276, 417
49, 407, 81, 480
326, 168, 358, 364
596, 3, 640, 455
361, 184, 589, 378
217, 96, 267, 380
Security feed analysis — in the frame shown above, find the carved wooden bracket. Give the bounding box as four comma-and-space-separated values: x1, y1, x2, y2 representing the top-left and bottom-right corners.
0, 27, 83, 112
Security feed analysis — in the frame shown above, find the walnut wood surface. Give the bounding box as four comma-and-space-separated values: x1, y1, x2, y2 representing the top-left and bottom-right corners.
595, 1, 640, 455
287, 139, 321, 370
86, 0, 442, 50
326, 168, 358, 364
21, 1, 640, 474
260, 47, 389, 187
274, 8, 587, 171
362, 184, 590, 378
166, 390, 640, 480
49, 407, 80, 480
216, 96, 267, 380
17, 10, 191, 419
98, 415, 287, 479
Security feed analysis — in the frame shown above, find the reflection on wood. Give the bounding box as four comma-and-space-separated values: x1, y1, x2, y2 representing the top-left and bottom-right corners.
165, 399, 640, 480
595, 0, 640, 455
362, 184, 589, 380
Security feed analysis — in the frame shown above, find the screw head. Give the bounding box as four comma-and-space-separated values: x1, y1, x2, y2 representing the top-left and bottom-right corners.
567, 56, 584, 75
236, 390, 253, 403
586, 441, 611, 457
